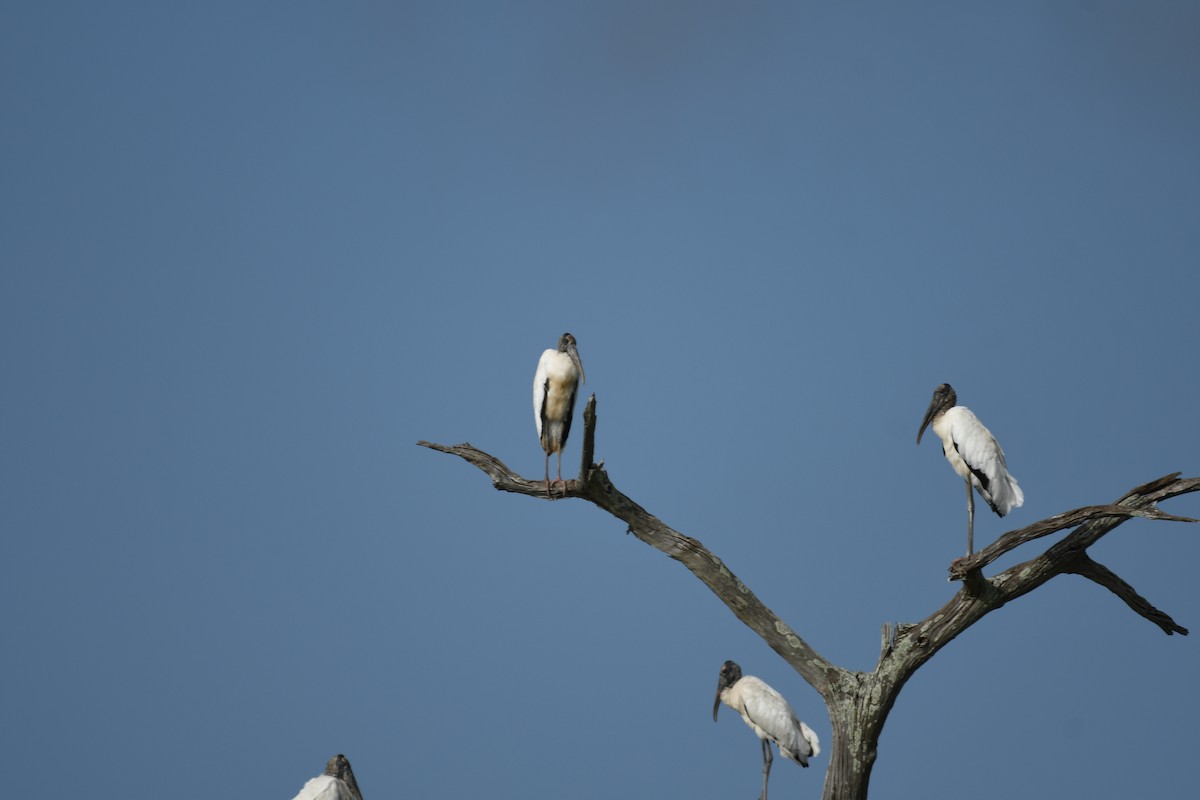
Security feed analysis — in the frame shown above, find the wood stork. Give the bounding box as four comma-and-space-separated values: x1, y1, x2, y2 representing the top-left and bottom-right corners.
713, 660, 819, 800
533, 332, 584, 495
917, 383, 1024, 555
291, 754, 363, 800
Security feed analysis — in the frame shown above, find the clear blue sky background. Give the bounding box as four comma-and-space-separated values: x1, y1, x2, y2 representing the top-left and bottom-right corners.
3, 3, 1198, 798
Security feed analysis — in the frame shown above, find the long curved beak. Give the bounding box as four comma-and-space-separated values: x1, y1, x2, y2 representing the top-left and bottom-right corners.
567, 343, 585, 386
917, 391, 950, 445
916, 401, 938, 445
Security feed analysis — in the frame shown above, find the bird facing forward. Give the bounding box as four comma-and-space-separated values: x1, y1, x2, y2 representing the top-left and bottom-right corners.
533, 332, 585, 495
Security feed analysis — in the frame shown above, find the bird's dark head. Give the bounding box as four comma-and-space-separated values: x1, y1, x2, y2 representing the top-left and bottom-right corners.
325, 754, 362, 800
713, 660, 743, 721
324, 755, 347, 777
558, 332, 585, 385
917, 383, 957, 445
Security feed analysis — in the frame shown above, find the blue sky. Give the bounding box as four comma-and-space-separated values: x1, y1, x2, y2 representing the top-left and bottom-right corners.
3, 2, 1198, 798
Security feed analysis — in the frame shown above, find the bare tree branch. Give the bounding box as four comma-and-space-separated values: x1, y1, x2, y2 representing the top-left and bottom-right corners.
420, 396, 843, 694
902, 475, 1198, 683
579, 393, 597, 479
953, 498, 1198, 576
420, 395, 1198, 800
1066, 554, 1188, 635
946, 476, 1200, 637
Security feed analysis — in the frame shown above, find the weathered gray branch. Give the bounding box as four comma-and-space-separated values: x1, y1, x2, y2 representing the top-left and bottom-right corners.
420, 395, 1197, 800
951, 478, 1198, 577
941, 473, 1200, 637
1066, 553, 1188, 635
420, 396, 842, 694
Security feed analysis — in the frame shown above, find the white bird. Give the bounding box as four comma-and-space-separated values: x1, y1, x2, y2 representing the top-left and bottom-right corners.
713, 660, 819, 800
917, 382, 1024, 555
291, 754, 363, 800
533, 332, 585, 496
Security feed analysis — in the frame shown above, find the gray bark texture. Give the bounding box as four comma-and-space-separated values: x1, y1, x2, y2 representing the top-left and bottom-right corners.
420, 394, 1197, 800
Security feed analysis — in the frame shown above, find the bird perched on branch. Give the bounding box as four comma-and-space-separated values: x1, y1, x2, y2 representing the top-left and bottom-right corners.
533, 332, 584, 495
713, 660, 819, 800
291, 754, 363, 800
917, 382, 1024, 555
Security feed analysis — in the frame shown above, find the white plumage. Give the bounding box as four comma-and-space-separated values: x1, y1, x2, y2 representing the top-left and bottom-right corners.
533, 332, 584, 495
918, 383, 1024, 554
292, 754, 362, 800
713, 661, 819, 800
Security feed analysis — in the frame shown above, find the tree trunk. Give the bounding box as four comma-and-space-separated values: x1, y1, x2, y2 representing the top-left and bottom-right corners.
822, 682, 882, 800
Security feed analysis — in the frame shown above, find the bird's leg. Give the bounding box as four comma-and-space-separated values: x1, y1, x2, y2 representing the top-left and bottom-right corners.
965, 477, 975, 556
554, 451, 566, 496
544, 453, 552, 497
760, 738, 773, 800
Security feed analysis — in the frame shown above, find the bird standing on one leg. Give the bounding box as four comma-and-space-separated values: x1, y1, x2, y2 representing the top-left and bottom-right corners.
917, 383, 1024, 555
713, 660, 819, 800
291, 754, 363, 800
533, 332, 585, 496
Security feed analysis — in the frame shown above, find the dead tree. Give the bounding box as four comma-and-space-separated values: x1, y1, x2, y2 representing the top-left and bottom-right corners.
420, 395, 1197, 800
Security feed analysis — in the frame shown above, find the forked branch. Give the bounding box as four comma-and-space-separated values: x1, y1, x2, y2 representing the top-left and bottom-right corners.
421, 395, 1197, 800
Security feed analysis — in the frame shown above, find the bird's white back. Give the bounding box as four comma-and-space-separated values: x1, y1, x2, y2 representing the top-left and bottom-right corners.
940, 406, 1024, 515
725, 675, 818, 763
292, 774, 356, 800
